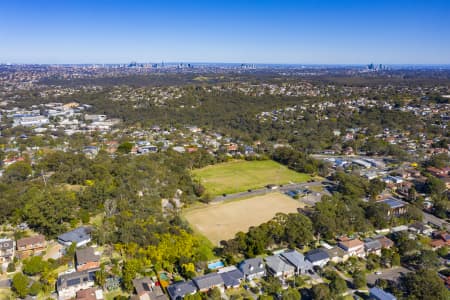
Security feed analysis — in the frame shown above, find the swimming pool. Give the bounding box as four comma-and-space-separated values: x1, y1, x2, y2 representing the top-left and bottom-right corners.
208, 261, 224, 270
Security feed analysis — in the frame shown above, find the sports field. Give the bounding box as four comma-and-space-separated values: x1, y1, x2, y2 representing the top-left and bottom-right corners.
184, 193, 304, 245
192, 160, 310, 196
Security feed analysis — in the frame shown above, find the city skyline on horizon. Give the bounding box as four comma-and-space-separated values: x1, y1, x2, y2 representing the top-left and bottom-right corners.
1, 0, 450, 64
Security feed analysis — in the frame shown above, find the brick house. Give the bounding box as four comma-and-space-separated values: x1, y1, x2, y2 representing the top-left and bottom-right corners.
16, 234, 46, 259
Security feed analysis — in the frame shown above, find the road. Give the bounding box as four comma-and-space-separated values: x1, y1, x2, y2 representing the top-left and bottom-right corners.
0, 279, 11, 288
211, 181, 331, 203
394, 198, 449, 230
366, 266, 411, 285
422, 211, 450, 230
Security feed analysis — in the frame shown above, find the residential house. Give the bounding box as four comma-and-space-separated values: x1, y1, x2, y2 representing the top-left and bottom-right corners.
325, 246, 349, 263
238, 258, 266, 280
364, 239, 382, 256
265, 255, 295, 279
373, 236, 394, 249
132, 277, 168, 300
305, 249, 330, 268
167, 281, 197, 300
218, 266, 244, 289
409, 222, 433, 236
193, 273, 225, 293
76, 288, 104, 300
57, 269, 99, 300
338, 238, 365, 258
280, 250, 314, 275
379, 198, 407, 217
58, 227, 91, 247
0, 238, 15, 264
369, 287, 397, 300
75, 247, 100, 271
426, 167, 448, 178
430, 231, 450, 249
16, 235, 46, 259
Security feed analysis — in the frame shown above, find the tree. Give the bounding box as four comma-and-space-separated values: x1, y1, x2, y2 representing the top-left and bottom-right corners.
7, 262, 15, 272
401, 269, 449, 300
284, 213, 314, 247
12, 272, 29, 298
95, 265, 107, 288
28, 281, 42, 296
122, 259, 140, 291
411, 250, 440, 269
208, 287, 222, 300
184, 294, 202, 300
262, 276, 282, 296
329, 274, 347, 296
3, 161, 32, 182
117, 142, 133, 154
392, 253, 401, 266
311, 283, 331, 300
352, 270, 366, 289
22, 256, 49, 275
281, 287, 301, 300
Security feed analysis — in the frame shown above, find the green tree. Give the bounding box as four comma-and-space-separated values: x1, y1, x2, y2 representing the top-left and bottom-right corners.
122, 259, 140, 291
7, 262, 15, 272
352, 270, 366, 289
262, 276, 282, 296
22, 256, 49, 275
281, 287, 301, 300
401, 269, 449, 300
330, 274, 347, 295
392, 253, 401, 266
311, 283, 331, 300
284, 213, 314, 247
12, 272, 29, 298
208, 287, 222, 300
28, 281, 42, 296
95, 265, 107, 288
3, 161, 32, 182
117, 142, 133, 154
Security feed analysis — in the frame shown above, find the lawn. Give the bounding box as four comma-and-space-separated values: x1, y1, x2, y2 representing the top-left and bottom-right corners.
192, 160, 310, 196
184, 193, 304, 246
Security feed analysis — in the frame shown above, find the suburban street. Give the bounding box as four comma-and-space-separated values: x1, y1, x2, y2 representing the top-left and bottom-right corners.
366, 267, 411, 285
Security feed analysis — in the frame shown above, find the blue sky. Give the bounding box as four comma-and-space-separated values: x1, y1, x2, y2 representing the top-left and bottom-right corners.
1, 0, 449, 64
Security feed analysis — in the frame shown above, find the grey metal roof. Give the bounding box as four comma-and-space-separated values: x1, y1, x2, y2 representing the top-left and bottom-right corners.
220, 269, 244, 287
167, 281, 197, 300
0, 239, 14, 250
57, 268, 99, 291
281, 250, 313, 271
76, 247, 100, 265
305, 249, 330, 263
193, 272, 224, 290
380, 198, 405, 209
238, 257, 265, 275
265, 255, 295, 274
364, 239, 382, 251
58, 226, 91, 244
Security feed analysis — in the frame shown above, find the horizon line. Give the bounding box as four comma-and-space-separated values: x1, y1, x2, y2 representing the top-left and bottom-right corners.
2, 61, 450, 67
